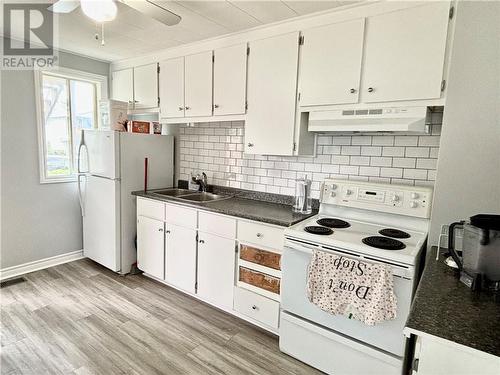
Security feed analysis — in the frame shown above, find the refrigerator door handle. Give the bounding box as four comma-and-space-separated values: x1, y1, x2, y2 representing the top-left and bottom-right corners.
78, 174, 86, 216
77, 130, 89, 174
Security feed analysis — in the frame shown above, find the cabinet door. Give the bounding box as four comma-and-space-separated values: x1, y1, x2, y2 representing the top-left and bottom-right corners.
165, 223, 197, 293
213, 44, 247, 116
111, 68, 133, 104
362, 2, 450, 103
134, 63, 158, 108
300, 19, 365, 106
184, 51, 213, 117
197, 232, 235, 309
159, 57, 185, 118
137, 216, 164, 279
246, 32, 299, 155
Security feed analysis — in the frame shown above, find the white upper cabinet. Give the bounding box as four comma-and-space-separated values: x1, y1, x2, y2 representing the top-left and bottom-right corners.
246, 32, 300, 155
159, 57, 185, 118
300, 19, 365, 106
213, 44, 247, 116
361, 2, 450, 103
184, 51, 213, 117
133, 63, 158, 108
112, 65, 158, 108
111, 68, 133, 104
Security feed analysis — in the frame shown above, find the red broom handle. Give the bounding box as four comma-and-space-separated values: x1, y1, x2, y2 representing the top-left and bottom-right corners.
144, 157, 148, 192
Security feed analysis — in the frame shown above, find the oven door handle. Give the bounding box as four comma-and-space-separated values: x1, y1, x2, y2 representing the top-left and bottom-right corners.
285, 239, 412, 279
285, 240, 320, 254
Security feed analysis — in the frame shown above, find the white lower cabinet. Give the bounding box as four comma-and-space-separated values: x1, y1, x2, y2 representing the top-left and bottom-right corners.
196, 232, 236, 309
137, 215, 164, 280
233, 287, 280, 330
165, 223, 197, 294
410, 335, 500, 375
136, 197, 282, 333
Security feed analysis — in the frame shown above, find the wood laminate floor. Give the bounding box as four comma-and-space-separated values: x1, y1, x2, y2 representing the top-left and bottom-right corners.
0, 259, 321, 375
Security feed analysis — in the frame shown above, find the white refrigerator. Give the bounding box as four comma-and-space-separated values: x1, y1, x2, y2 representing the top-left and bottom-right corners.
78, 129, 174, 274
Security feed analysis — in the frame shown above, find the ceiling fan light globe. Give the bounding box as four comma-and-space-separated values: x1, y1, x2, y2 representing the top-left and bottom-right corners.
81, 0, 117, 22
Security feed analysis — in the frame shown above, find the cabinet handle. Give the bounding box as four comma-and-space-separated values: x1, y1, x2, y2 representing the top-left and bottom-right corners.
256, 233, 263, 238
134, 100, 139, 103
178, 106, 184, 111
128, 100, 133, 104
349, 88, 356, 94
158, 228, 163, 232
367, 87, 374, 93
214, 104, 219, 109
251, 305, 259, 310
247, 143, 254, 147
199, 239, 205, 244
185, 106, 191, 110
166, 230, 171, 234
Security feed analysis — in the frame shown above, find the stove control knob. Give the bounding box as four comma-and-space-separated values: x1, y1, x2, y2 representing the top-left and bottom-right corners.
410, 201, 418, 208
391, 194, 399, 202
331, 192, 336, 198
346, 189, 353, 196
331, 184, 337, 190
411, 192, 419, 199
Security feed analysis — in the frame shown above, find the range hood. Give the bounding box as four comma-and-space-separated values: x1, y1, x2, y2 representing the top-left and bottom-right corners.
308, 106, 429, 133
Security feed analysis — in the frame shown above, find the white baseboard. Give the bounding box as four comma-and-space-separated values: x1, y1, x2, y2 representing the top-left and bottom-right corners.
0, 250, 84, 281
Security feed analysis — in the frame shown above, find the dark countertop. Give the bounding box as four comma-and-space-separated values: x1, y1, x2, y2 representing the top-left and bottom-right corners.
406, 246, 500, 356
132, 188, 317, 227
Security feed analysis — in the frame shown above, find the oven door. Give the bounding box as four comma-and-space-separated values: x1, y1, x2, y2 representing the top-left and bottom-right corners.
281, 238, 415, 357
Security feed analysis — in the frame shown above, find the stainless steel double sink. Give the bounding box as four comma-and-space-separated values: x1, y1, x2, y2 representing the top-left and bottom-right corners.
151, 188, 232, 203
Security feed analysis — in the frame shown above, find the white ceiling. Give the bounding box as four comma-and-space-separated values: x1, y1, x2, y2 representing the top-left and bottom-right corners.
48, 1, 360, 62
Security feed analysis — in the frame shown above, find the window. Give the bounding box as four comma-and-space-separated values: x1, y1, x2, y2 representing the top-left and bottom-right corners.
35, 68, 107, 183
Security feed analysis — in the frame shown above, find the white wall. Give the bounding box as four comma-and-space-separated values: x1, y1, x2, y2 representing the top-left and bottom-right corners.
429, 1, 500, 247
0, 47, 110, 269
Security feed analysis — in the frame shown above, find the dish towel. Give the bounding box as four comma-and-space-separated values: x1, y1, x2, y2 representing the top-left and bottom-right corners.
306, 250, 397, 326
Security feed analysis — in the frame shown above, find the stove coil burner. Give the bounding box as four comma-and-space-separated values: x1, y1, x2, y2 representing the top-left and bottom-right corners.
304, 226, 334, 235
379, 228, 411, 239
362, 236, 406, 250
316, 218, 351, 229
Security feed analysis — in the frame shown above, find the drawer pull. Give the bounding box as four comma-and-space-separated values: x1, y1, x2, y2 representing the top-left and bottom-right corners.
252, 305, 259, 311
256, 233, 263, 238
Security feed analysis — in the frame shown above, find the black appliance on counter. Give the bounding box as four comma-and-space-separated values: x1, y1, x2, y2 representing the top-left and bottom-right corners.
447, 214, 500, 291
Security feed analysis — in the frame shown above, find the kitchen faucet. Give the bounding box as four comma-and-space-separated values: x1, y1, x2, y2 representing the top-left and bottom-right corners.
192, 172, 208, 192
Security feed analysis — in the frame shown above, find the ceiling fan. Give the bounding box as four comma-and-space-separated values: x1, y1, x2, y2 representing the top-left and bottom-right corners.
48, 0, 182, 26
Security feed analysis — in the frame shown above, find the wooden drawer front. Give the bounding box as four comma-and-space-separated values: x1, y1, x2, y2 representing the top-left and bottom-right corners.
165, 204, 197, 228
233, 286, 279, 330
239, 267, 280, 295
240, 245, 281, 270
137, 198, 165, 221
198, 211, 236, 238
238, 220, 284, 250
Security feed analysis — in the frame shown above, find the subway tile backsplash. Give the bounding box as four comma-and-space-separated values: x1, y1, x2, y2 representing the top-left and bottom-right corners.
178, 111, 442, 199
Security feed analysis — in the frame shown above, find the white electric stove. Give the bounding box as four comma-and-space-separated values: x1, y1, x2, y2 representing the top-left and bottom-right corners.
279, 179, 433, 375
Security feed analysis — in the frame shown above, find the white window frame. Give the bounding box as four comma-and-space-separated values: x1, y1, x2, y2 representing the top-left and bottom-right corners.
35, 67, 108, 184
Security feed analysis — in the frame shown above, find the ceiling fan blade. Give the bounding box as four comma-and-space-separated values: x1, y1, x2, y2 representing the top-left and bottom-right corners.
121, 0, 181, 26
48, 0, 80, 13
